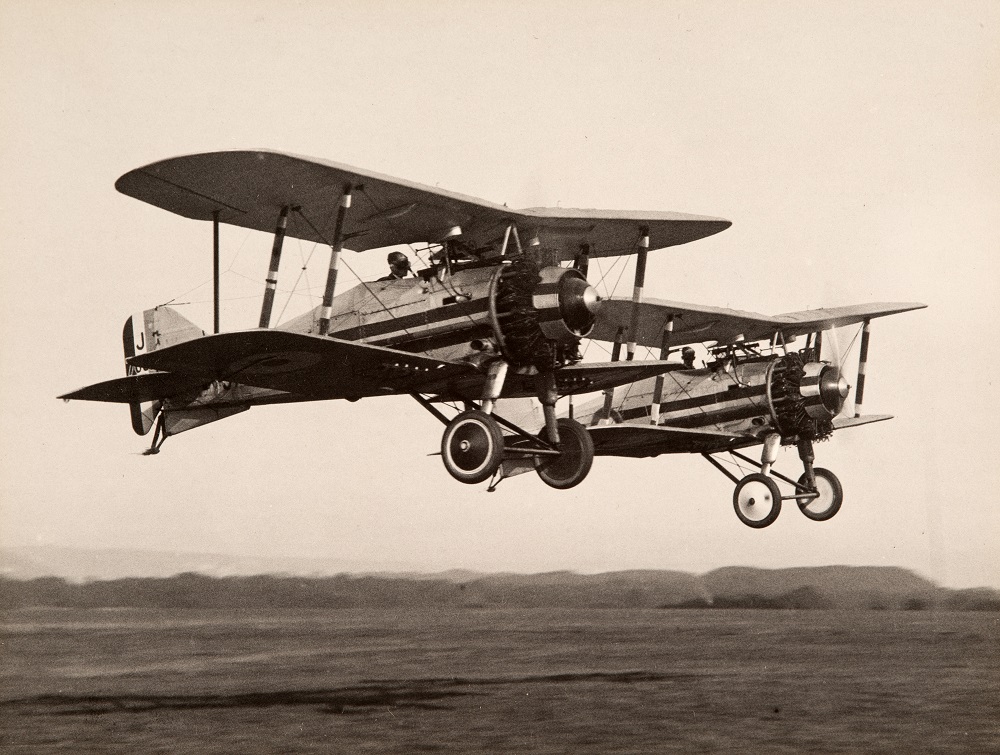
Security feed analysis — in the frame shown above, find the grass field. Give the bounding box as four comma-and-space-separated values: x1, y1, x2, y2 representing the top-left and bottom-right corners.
2, 607, 998, 753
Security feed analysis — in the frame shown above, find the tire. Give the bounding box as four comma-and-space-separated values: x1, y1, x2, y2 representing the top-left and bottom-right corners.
441, 410, 505, 484
535, 418, 595, 490
733, 473, 782, 528
796, 467, 844, 521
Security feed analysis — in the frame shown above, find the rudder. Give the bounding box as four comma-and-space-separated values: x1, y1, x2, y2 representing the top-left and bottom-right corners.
122, 307, 205, 435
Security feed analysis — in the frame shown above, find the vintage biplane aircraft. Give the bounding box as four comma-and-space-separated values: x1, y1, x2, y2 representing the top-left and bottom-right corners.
59, 150, 734, 490
540, 298, 923, 527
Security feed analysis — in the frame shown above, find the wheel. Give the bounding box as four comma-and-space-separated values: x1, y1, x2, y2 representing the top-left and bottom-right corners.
535, 418, 595, 490
441, 410, 505, 484
733, 473, 782, 528
796, 467, 843, 521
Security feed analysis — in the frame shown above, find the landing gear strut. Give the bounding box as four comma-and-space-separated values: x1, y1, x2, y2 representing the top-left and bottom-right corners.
534, 417, 594, 489
532, 369, 594, 489
415, 361, 594, 490
793, 437, 844, 521
703, 434, 844, 528
796, 467, 843, 521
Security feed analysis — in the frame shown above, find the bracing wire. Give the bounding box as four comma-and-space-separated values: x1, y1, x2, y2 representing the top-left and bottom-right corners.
292, 206, 415, 340
274, 236, 322, 324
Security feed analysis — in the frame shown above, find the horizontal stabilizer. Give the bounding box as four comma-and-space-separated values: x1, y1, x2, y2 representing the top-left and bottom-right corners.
59, 372, 206, 404
833, 414, 893, 430
587, 423, 749, 457
116, 150, 729, 260
590, 298, 926, 350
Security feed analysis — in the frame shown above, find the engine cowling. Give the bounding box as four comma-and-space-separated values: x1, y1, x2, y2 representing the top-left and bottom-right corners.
532, 267, 601, 341
767, 353, 849, 440
490, 261, 601, 369
799, 362, 850, 419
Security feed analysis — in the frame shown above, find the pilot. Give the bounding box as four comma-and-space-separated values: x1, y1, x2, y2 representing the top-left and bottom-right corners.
681, 346, 696, 369
378, 251, 411, 281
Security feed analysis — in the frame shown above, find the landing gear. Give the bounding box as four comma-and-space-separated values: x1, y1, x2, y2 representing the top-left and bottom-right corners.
532, 370, 594, 490
796, 467, 843, 521
535, 417, 594, 490
733, 473, 782, 529
415, 361, 595, 490
441, 410, 505, 484
703, 434, 845, 528
793, 438, 844, 521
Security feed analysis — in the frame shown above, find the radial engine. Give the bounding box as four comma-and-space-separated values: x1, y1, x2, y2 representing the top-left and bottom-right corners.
764, 352, 850, 441
487, 260, 601, 370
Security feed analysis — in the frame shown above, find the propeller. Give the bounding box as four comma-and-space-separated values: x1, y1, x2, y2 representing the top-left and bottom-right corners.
819, 325, 863, 417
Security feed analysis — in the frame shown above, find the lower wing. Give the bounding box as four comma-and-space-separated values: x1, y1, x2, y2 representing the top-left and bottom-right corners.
587, 424, 753, 457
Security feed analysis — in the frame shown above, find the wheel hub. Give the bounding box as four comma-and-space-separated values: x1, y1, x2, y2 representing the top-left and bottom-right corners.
449, 422, 492, 472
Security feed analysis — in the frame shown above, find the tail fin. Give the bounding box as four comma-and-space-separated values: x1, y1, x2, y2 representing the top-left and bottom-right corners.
123, 307, 205, 435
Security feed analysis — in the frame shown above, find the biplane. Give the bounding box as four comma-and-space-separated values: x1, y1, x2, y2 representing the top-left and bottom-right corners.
557, 298, 925, 527
59, 150, 732, 490
61, 151, 923, 509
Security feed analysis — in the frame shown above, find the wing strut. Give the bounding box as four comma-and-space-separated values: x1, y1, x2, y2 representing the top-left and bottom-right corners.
650, 315, 674, 424
600, 326, 625, 420
318, 185, 352, 336
496, 222, 524, 258
853, 319, 871, 417
212, 210, 221, 333
625, 227, 650, 361
574, 244, 590, 276
258, 205, 290, 328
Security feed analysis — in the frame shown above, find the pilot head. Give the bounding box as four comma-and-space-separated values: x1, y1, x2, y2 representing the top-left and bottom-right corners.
682, 346, 696, 367
387, 251, 410, 278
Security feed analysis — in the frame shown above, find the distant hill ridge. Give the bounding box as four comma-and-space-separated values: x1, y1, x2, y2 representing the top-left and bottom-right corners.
0, 545, 388, 582
2, 549, 998, 611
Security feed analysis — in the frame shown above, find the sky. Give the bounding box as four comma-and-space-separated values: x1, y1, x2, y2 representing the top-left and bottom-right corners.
1, 0, 997, 588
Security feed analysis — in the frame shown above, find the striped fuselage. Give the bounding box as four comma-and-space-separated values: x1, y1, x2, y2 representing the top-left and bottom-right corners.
578, 359, 779, 437
280, 266, 499, 363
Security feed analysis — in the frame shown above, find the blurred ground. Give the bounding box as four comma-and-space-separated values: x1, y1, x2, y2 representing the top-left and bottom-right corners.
2, 608, 998, 753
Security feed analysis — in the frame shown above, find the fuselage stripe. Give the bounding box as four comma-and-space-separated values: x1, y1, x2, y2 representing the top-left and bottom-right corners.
330, 297, 491, 341
619, 401, 766, 428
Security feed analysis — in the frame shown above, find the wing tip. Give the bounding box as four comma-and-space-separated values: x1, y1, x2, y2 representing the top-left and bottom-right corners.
870, 302, 927, 314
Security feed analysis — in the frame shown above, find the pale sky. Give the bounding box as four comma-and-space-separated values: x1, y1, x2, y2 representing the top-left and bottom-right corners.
1, 0, 997, 588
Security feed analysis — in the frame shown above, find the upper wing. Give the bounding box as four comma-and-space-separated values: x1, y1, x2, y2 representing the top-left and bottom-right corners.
116, 150, 730, 260
128, 330, 477, 400
589, 298, 927, 350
